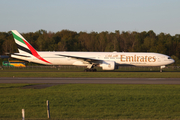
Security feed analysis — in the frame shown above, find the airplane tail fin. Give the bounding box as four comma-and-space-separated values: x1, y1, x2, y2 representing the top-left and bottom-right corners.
11, 30, 37, 55
11, 30, 51, 64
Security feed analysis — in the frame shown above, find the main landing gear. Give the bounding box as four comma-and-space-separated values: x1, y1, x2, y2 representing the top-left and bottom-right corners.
84, 68, 97, 72
84, 64, 97, 72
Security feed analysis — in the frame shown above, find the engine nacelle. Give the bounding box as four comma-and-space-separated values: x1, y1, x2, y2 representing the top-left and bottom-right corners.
99, 61, 115, 70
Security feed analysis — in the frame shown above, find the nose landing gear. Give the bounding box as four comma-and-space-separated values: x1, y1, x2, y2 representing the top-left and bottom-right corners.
160, 66, 166, 72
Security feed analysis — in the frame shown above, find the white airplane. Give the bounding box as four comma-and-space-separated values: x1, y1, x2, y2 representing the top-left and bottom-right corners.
11, 30, 175, 71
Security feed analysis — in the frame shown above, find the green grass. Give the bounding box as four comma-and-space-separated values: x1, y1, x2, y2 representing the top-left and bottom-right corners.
0, 72, 180, 78
1, 66, 180, 78
1, 66, 180, 72
0, 84, 180, 119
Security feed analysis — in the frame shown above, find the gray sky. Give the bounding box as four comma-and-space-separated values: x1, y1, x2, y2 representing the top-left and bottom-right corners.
0, 0, 179, 35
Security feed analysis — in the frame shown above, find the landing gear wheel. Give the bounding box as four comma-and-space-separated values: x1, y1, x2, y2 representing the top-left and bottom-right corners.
84, 68, 97, 72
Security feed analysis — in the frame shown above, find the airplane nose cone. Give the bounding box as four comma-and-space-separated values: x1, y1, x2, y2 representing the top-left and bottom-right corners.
171, 59, 175, 64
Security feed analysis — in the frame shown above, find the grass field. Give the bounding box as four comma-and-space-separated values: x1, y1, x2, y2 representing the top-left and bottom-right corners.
0, 84, 180, 120
1, 66, 180, 72
0, 66, 180, 78
0, 71, 180, 78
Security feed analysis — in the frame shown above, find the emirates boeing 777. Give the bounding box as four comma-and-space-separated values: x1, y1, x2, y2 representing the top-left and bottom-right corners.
11, 30, 174, 71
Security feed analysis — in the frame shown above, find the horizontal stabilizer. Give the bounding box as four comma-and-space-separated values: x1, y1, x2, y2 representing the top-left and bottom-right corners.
12, 53, 31, 57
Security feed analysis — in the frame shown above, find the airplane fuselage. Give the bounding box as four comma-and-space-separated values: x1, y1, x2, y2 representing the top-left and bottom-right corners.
11, 51, 175, 67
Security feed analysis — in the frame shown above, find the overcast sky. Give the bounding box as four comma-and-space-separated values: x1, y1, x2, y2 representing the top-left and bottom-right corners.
0, 0, 179, 35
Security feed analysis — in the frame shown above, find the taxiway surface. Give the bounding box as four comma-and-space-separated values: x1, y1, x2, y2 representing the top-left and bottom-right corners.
0, 77, 180, 84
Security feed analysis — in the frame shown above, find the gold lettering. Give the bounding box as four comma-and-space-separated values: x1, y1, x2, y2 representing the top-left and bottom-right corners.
140, 56, 144, 62
152, 56, 156, 62
121, 55, 125, 62
131, 56, 134, 62
126, 56, 133, 62
108, 55, 112, 57
137, 56, 140, 62
148, 56, 152, 62
119, 55, 156, 62
126, 56, 129, 62
113, 55, 118, 57
134, 55, 136, 62
145, 56, 147, 62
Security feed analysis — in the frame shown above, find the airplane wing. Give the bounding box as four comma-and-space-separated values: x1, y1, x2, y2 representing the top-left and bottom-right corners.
55, 54, 102, 64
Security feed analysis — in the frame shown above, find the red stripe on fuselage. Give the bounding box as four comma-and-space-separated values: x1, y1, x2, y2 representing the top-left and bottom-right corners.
23, 40, 51, 64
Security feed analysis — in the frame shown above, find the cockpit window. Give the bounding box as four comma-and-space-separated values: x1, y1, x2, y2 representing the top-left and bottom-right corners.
168, 57, 172, 59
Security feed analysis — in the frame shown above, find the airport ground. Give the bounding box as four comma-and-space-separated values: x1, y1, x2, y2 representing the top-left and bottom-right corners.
0, 67, 180, 120
1, 65, 180, 72
0, 84, 180, 120
0, 66, 180, 78
1, 71, 180, 78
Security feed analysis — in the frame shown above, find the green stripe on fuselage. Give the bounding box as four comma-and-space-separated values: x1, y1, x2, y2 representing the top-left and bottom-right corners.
12, 32, 25, 45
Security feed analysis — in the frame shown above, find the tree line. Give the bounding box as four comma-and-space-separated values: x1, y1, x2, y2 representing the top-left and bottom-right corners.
0, 29, 180, 65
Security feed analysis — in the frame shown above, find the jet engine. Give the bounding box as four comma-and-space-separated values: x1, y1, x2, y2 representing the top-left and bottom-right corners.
99, 61, 115, 70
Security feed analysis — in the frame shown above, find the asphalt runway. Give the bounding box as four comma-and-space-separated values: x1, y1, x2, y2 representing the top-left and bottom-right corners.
0, 77, 180, 84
